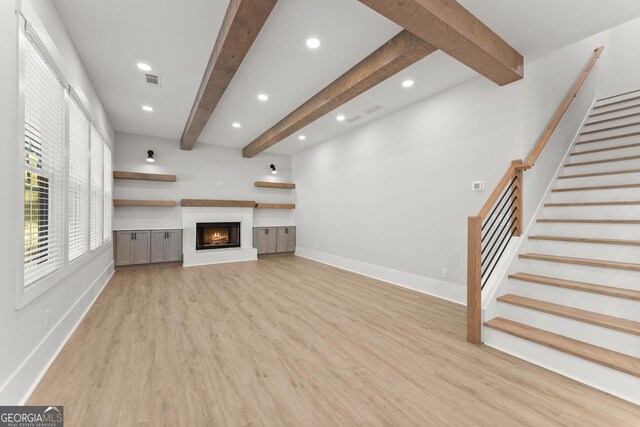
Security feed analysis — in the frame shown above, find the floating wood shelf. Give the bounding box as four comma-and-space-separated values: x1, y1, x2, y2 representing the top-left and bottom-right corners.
113, 199, 177, 207
255, 203, 296, 209
113, 171, 176, 182
254, 181, 295, 189
181, 199, 256, 208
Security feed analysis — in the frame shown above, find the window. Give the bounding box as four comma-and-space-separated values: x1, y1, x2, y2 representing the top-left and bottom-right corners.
90, 126, 103, 250
19, 22, 113, 300
103, 144, 112, 242
23, 35, 65, 287
68, 96, 90, 261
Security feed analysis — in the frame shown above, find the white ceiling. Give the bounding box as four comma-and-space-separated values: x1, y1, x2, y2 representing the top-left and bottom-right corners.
53, 0, 640, 157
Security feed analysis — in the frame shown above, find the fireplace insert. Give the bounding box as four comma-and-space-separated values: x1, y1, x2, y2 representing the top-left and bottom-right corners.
196, 222, 240, 250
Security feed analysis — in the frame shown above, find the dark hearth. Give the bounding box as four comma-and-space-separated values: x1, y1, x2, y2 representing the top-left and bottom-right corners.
196, 222, 240, 250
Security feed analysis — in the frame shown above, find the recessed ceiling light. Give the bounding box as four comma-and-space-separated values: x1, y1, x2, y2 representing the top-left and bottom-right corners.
402, 79, 415, 88
298, 135, 306, 140
336, 115, 346, 122
142, 105, 153, 112
257, 93, 269, 102
137, 62, 152, 72
306, 38, 321, 49
232, 122, 241, 128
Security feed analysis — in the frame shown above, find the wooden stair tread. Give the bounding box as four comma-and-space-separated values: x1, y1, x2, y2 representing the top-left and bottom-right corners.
519, 253, 640, 272
589, 103, 640, 118
597, 89, 640, 103
565, 155, 640, 167
538, 219, 640, 224
545, 200, 640, 207
593, 95, 640, 110
572, 142, 640, 156
552, 183, 640, 192
580, 121, 640, 136
484, 318, 640, 377
585, 111, 640, 127
497, 294, 640, 336
577, 131, 640, 145
529, 235, 640, 246
509, 272, 640, 301
558, 168, 640, 179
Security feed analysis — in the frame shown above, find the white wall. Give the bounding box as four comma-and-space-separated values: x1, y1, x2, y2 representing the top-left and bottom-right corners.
607, 16, 640, 95
0, 0, 115, 404
291, 26, 630, 301
113, 132, 295, 230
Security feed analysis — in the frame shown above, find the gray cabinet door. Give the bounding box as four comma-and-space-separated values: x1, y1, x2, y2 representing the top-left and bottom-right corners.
165, 230, 183, 262
254, 227, 277, 254
115, 231, 133, 266
150, 231, 166, 263
131, 231, 151, 265
277, 227, 296, 253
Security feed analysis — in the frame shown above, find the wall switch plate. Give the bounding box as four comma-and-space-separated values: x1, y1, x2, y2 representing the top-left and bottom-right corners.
44, 309, 50, 329
472, 181, 485, 192
440, 268, 448, 279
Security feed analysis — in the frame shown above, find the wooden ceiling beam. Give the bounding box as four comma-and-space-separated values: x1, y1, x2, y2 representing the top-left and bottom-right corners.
180, 0, 278, 150
242, 30, 436, 158
357, 0, 524, 86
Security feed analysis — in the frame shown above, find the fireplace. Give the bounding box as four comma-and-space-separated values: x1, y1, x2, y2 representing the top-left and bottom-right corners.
196, 222, 241, 250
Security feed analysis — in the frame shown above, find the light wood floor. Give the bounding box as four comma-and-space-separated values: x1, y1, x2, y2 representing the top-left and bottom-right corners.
29, 256, 640, 426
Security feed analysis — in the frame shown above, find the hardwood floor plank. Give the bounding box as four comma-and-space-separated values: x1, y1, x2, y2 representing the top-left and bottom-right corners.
27, 257, 640, 425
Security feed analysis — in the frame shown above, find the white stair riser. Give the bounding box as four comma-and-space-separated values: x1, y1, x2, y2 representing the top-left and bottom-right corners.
572, 138, 640, 152
579, 125, 640, 141
525, 239, 640, 263
591, 100, 640, 116
483, 328, 640, 405
570, 145, 640, 162
534, 222, 640, 239
587, 107, 640, 124
516, 259, 640, 291
563, 157, 640, 174
496, 302, 640, 357
556, 173, 640, 188
594, 95, 640, 107
583, 115, 640, 131
549, 187, 640, 203
542, 204, 640, 220
503, 279, 640, 321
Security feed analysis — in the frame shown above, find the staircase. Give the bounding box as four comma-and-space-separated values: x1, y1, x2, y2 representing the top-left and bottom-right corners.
483, 90, 640, 405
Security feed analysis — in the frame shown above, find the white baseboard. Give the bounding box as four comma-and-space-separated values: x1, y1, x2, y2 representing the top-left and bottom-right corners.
296, 247, 466, 305
0, 261, 115, 405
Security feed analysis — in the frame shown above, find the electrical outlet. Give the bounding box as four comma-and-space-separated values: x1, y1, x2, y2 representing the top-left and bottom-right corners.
44, 309, 50, 329
314, 242, 319, 249
440, 268, 448, 279
216, 181, 223, 187
472, 181, 485, 192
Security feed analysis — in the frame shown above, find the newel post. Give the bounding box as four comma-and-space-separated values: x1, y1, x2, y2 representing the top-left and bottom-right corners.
467, 215, 482, 344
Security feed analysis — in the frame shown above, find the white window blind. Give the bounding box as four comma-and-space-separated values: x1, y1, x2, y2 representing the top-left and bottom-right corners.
23, 37, 65, 286
90, 126, 103, 250
68, 97, 89, 261
103, 144, 112, 242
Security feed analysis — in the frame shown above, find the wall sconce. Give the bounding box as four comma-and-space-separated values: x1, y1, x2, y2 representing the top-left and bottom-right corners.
147, 150, 155, 163
270, 164, 277, 175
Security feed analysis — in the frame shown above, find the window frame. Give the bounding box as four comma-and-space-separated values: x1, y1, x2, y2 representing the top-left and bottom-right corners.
15, 19, 112, 309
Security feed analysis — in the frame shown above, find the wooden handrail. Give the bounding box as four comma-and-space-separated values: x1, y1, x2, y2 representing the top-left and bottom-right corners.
467, 47, 604, 344
520, 46, 604, 170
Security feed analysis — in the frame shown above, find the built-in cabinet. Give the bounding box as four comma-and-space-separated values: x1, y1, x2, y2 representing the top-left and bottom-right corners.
114, 229, 182, 267
254, 226, 296, 255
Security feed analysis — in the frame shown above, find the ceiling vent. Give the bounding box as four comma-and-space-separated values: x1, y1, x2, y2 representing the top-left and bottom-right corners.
346, 115, 362, 123
363, 105, 383, 114
145, 73, 161, 87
